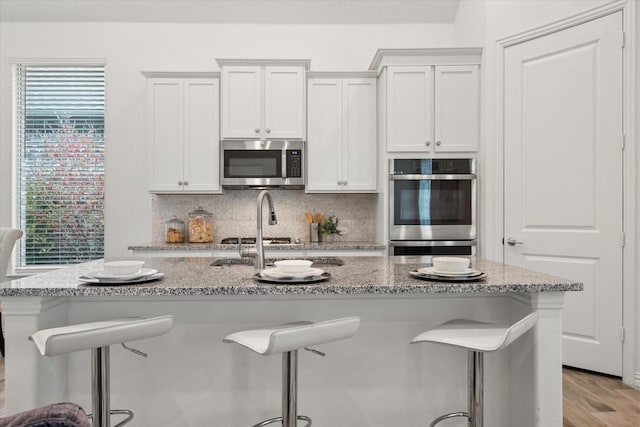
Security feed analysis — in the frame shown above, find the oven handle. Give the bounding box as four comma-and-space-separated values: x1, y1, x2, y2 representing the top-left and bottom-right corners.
390, 240, 477, 247
389, 174, 476, 180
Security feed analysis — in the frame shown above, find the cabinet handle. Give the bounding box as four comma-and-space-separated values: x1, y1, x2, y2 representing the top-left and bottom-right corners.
183, 181, 189, 186
436, 141, 442, 146
254, 128, 260, 133
426, 141, 431, 146
337, 181, 343, 186
178, 181, 183, 186
343, 181, 348, 186
266, 128, 271, 134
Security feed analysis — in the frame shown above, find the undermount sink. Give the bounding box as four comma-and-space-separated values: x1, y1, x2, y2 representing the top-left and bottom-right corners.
210, 257, 344, 267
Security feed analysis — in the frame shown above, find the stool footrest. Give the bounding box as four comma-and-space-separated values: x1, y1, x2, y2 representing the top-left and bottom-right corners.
429, 411, 469, 427
87, 409, 133, 427
253, 415, 312, 427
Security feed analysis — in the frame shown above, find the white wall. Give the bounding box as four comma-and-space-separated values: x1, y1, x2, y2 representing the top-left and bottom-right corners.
0, 21, 455, 258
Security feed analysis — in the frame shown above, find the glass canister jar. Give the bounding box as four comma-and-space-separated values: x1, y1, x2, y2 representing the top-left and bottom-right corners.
188, 206, 213, 243
165, 215, 185, 243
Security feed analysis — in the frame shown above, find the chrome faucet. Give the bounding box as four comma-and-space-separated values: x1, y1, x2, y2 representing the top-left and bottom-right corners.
239, 190, 277, 270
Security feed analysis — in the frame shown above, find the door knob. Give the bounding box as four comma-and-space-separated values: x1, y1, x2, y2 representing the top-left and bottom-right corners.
506, 237, 523, 246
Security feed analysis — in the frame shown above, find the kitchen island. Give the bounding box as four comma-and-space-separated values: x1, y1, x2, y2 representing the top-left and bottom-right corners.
0, 257, 581, 426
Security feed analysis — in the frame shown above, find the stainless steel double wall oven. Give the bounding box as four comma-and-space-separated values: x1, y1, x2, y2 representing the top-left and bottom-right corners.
389, 158, 477, 256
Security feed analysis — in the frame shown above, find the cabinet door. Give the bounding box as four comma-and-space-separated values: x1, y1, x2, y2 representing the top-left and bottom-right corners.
220, 66, 261, 139
342, 78, 377, 191
306, 78, 342, 191
148, 78, 184, 192
386, 66, 433, 152
434, 65, 479, 152
264, 66, 305, 139
184, 79, 220, 192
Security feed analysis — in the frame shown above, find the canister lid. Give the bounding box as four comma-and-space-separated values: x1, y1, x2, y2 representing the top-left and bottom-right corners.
189, 206, 212, 217
166, 215, 184, 225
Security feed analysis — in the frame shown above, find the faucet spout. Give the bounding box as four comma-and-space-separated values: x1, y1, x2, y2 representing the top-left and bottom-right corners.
256, 190, 277, 270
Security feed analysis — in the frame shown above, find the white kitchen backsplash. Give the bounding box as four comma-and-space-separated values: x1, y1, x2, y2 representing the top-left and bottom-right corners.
152, 190, 377, 243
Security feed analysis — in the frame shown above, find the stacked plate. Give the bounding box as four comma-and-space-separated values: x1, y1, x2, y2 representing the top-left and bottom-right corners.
255, 260, 330, 284
409, 266, 487, 282
79, 268, 164, 285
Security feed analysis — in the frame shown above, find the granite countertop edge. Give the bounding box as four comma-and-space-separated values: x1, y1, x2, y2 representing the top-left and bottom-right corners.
0, 257, 583, 297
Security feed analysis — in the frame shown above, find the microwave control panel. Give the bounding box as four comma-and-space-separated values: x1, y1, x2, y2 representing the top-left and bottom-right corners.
286, 150, 302, 178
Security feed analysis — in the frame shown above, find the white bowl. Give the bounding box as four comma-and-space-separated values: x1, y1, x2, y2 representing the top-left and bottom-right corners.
432, 257, 470, 273
103, 260, 145, 276
274, 260, 313, 274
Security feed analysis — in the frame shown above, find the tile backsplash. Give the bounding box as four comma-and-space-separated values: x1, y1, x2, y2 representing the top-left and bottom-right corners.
152, 190, 377, 243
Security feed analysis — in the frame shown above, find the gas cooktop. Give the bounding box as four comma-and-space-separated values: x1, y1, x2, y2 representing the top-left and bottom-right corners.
220, 237, 292, 245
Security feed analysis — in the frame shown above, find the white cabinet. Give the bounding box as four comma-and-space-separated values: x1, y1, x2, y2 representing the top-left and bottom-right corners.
219, 62, 307, 140
145, 73, 221, 193
307, 74, 377, 192
385, 64, 479, 152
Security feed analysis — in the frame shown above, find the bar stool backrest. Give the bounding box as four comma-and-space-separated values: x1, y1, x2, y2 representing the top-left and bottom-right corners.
0, 228, 23, 283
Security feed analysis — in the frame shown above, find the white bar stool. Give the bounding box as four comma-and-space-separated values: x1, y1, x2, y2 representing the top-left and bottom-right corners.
411, 312, 537, 427
30, 315, 174, 427
224, 316, 360, 427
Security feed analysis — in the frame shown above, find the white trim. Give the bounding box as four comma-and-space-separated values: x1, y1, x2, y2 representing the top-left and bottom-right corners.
497, 0, 629, 47
140, 71, 220, 79
8, 57, 106, 65
368, 47, 482, 72
635, 372, 640, 389
495, 0, 636, 386
215, 58, 311, 70
306, 71, 377, 79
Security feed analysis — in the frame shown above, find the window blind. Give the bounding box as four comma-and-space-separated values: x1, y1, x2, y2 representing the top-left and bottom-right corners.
14, 65, 105, 266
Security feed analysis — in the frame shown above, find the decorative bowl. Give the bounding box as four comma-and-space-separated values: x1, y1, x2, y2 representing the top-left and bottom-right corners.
274, 260, 313, 274
103, 260, 145, 276
431, 257, 470, 273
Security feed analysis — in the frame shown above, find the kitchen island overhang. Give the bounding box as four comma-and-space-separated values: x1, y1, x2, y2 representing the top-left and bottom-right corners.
0, 257, 581, 427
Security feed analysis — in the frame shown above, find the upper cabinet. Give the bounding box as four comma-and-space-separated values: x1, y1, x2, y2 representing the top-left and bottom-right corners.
217, 59, 309, 140
371, 48, 482, 153
307, 73, 377, 192
144, 72, 221, 194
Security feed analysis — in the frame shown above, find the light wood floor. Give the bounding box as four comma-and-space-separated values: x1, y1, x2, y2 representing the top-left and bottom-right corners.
0, 357, 637, 425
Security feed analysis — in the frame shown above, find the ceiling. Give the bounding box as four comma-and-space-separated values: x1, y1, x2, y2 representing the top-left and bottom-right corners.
0, 0, 461, 24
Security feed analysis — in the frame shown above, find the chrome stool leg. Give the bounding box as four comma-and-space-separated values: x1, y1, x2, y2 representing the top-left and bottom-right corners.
430, 351, 483, 427
253, 350, 312, 427
89, 346, 134, 427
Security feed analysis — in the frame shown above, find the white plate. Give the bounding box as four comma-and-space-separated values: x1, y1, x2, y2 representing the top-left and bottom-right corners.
417, 267, 482, 277
89, 268, 158, 280
255, 272, 331, 284
260, 267, 325, 279
409, 270, 487, 282
79, 272, 165, 285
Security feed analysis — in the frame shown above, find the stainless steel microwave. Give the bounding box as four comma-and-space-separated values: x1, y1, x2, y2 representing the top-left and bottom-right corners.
221, 140, 304, 189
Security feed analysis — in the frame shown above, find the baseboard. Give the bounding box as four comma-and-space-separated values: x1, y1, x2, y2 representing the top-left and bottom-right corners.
635, 372, 640, 389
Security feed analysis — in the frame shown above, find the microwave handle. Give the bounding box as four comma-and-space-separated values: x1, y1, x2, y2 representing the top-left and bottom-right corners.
282, 151, 287, 178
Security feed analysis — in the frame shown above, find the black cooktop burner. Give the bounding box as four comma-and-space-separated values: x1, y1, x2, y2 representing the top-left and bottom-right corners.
220, 237, 291, 245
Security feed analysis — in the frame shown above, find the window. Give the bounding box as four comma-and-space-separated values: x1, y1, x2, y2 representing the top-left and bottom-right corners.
13, 65, 105, 267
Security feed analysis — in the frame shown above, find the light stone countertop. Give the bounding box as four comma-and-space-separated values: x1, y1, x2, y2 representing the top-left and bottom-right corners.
0, 257, 582, 297
127, 241, 386, 251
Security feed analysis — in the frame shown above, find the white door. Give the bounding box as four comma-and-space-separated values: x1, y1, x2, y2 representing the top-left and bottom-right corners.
342, 78, 377, 191
386, 66, 433, 152
264, 66, 306, 139
503, 12, 623, 375
184, 78, 220, 193
307, 78, 342, 191
220, 66, 261, 139
434, 65, 479, 152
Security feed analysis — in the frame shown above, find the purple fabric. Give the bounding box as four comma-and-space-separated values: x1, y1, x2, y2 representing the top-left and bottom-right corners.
0, 403, 90, 427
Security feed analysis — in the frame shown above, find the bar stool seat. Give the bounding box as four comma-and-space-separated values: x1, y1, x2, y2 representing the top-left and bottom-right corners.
411, 312, 537, 427
30, 315, 174, 427
224, 316, 360, 427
